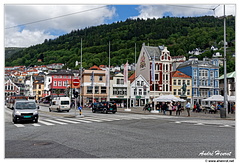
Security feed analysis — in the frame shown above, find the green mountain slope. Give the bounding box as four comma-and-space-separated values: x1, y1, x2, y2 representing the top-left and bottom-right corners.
5, 16, 235, 73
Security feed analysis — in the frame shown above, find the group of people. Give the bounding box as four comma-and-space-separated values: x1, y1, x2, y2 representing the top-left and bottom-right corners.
144, 101, 192, 116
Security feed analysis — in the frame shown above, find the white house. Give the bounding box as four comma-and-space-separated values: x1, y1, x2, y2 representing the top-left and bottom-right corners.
130, 74, 150, 107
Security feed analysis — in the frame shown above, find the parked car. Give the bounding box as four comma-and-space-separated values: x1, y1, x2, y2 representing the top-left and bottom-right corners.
12, 100, 39, 123
92, 101, 117, 114
49, 97, 71, 112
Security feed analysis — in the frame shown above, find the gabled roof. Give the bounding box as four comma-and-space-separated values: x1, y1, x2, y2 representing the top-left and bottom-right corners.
172, 71, 191, 78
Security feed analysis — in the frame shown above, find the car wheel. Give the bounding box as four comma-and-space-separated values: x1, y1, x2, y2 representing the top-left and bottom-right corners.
49, 108, 52, 112
35, 118, 38, 123
12, 117, 17, 124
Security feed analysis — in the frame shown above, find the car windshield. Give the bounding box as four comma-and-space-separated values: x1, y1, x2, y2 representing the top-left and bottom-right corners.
61, 101, 69, 105
16, 102, 36, 109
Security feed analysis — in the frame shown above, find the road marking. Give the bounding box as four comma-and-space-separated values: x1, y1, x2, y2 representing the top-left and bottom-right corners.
65, 118, 92, 123
82, 118, 103, 122
55, 119, 79, 124
175, 121, 181, 124
38, 120, 55, 126
32, 123, 41, 127
194, 123, 204, 125
44, 119, 67, 125
219, 125, 231, 127
14, 124, 25, 127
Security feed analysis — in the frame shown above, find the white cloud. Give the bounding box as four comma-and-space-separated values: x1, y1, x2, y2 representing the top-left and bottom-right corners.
133, 4, 235, 19
4, 5, 116, 47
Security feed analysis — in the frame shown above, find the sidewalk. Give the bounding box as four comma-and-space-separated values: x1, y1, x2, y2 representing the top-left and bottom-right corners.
117, 107, 235, 120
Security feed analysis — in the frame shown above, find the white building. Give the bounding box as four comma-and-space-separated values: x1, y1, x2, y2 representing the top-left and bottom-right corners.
110, 73, 130, 107
130, 74, 150, 107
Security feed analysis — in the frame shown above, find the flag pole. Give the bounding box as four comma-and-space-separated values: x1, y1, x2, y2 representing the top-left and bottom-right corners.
124, 60, 131, 111
151, 52, 158, 113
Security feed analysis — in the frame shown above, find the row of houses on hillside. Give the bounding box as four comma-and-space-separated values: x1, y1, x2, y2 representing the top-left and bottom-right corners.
5, 44, 234, 107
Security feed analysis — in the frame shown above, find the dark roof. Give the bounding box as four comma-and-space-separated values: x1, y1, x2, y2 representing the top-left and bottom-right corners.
177, 60, 219, 69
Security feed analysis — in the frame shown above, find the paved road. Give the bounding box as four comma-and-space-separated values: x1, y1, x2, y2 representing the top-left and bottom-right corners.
5, 106, 235, 158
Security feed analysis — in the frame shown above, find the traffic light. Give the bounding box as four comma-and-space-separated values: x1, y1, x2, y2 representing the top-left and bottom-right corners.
74, 91, 79, 98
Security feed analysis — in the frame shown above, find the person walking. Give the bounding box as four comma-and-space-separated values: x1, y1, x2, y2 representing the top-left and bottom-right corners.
176, 102, 182, 116
185, 102, 191, 117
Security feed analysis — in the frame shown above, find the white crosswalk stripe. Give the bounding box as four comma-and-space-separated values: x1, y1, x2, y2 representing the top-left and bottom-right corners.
38, 120, 55, 126
14, 124, 25, 127
55, 118, 79, 124
44, 119, 67, 125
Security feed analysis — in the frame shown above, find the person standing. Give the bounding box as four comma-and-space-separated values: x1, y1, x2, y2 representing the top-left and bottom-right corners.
162, 102, 167, 115
168, 102, 173, 115
185, 102, 191, 117
176, 102, 182, 116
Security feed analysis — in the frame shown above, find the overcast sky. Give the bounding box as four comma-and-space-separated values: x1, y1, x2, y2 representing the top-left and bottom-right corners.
4, 3, 236, 47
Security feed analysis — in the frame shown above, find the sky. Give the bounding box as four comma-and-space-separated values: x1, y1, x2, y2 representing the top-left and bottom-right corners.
4, 2, 236, 47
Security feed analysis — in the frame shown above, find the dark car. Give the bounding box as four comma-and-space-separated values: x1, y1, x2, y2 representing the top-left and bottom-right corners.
92, 101, 117, 114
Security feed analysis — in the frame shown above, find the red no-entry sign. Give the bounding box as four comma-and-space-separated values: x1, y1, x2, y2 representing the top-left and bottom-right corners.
72, 79, 80, 86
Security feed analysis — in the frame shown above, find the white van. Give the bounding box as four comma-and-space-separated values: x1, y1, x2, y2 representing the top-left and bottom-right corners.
49, 97, 71, 112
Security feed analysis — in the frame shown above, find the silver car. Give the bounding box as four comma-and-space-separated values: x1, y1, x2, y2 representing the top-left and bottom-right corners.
12, 100, 39, 123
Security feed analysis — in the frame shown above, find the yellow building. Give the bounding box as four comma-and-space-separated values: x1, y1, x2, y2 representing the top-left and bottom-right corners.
172, 71, 192, 101
81, 65, 108, 106
33, 76, 44, 101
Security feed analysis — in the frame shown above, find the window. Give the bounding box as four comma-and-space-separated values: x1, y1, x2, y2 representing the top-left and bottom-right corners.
141, 81, 144, 86
58, 81, 62, 86
210, 71, 214, 78
143, 89, 147, 95
137, 81, 140, 86
173, 89, 177, 95
173, 79, 177, 85
165, 74, 168, 81
194, 69, 197, 77
165, 84, 168, 91
63, 81, 68, 86
187, 89, 190, 96
194, 79, 197, 86
187, 80, 190, 86
99, 76, 103, 81
178, 80, 181, 86
101, 87, 106, 94
166, 64, 168, 71
178, 89, 181, 95
155, 74, 159, 81
215, 70, 219, 78
95, 86, 99, 94
139, 89, 142, 95
113, 88, 117, 95
38, 85, 41, 89
87, 86, 93, 94
123, 88, 127, 95
134, 88, 137, 95
53, 81, 57, 86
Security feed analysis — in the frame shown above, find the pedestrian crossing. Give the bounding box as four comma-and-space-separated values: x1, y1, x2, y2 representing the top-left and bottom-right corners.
12, 114, 161, 128
11, 114, 235, 128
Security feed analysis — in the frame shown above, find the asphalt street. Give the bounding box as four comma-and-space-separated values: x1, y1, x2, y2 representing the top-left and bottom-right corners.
5, 105, 235, 158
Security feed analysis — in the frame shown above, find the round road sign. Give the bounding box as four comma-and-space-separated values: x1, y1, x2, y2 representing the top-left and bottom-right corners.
73, 79, 80, 86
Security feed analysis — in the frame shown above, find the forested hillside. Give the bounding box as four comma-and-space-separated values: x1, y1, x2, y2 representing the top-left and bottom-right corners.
5, 16, 235, 73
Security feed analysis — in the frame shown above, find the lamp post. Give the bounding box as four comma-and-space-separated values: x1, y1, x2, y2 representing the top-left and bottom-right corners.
220, 5, 228, 118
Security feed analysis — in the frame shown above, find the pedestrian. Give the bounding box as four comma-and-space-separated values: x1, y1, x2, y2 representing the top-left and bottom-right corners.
78, 106, 82, 115
162, 102, 167, 115
168, 102, 173, 115
185, 102, 191, 117
176, 102, 181, 116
